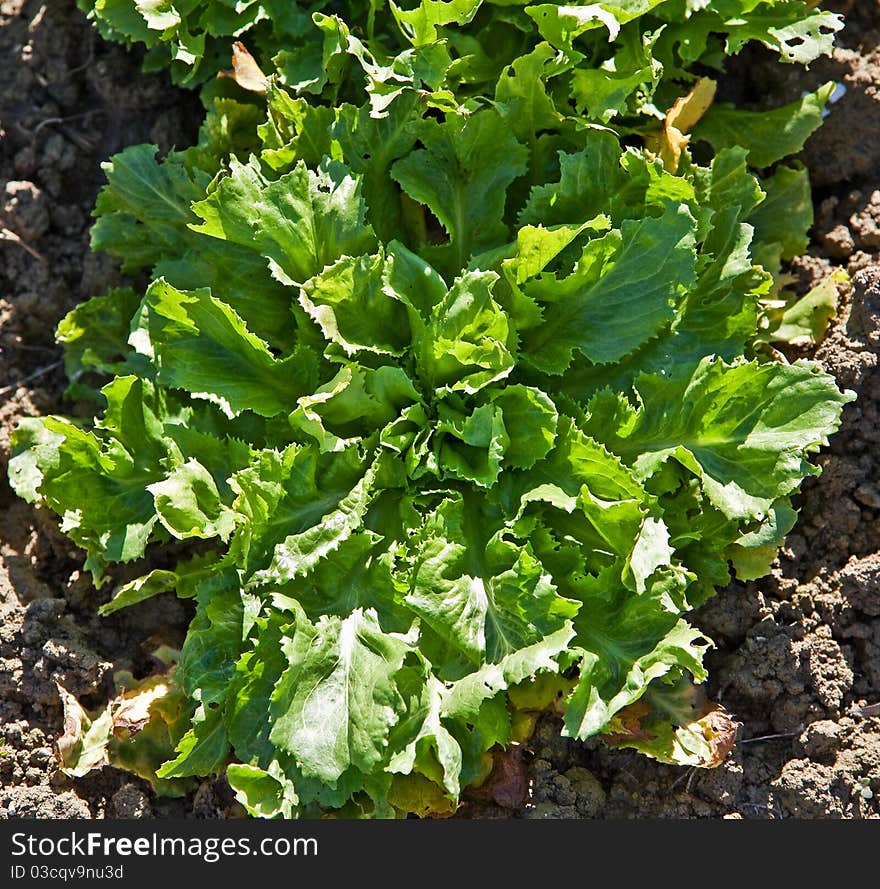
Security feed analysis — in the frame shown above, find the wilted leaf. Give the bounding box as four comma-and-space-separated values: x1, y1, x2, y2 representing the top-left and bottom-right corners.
462, 744, 530, 810
603, 692, 739, 768
112, 677, 173, 738
222, 41, 268, 94
645, 78, 717, 172
55, 683, 114, 778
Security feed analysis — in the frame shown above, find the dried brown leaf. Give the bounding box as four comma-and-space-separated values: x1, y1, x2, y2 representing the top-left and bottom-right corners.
111, 677, 172, 738
219, 41, 268, 94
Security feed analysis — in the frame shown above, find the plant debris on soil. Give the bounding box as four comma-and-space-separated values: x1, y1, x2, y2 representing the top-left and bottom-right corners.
1, 0, 879, 820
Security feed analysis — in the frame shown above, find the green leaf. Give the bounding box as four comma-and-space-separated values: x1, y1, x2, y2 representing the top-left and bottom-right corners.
554, 153, 765, 399
694, 82, 835, 169
760, 271, 845, 347
490, 385, 558, 470
8, 378, 169, 582
433, 401, 508, 487
331, 96, 423, 241
228, 444, 367, 577
696, 147, 765, 220
406, 495, 578, 667
500, 221, 606, 291
382, 238, 449, 319
155, 243, 298, 352
145, 278, 315, 418
177, 569, 245, 705
156, 706, 229, 779
317, 21, 456, 118
133, 0, 179, 31
506, 415, 648, 565
91, 144, 207, 272
521, 202, 697, 372
299, 252, 411, 357
419, 268, 514, 394
387, 675, 463, 799
526, 4, 633, 48
748, 162, 813, 274
723, 6, 843, 65
519, 131, 630, 228
99, 569, 177, 617
269, 608, 413, 782
441, 623, 575, 722
727, 500, 798, 582
564, 569, 710, 738
289, 365, 420, 452
569, 27, 662, 122
585, 357, 854, 519
148, 459, 237, 541
224, 600, 294, 765
191, 156, 376, 286
391, 110, 528, 277
227, 762, 299, 819
56, 288, 145, 396
286, 531, 409, 628
391, 0, 483, 45
8, 417, 64, 505
495, 43, 563, 146
248, 459, 377, 586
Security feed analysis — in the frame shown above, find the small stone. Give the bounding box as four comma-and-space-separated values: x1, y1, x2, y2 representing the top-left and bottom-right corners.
565, 767, 607, 817
821, 224, 855, 258
854, 483, 880, 510
3, 181, 49, 241
798, 719, 843, 761
551, 774, 576, 807
28, 747, 54, 768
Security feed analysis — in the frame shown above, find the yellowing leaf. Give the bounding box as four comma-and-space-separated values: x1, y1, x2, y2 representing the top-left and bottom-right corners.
760, 270, 847, 346
645, 78, 717, 172
112, 677, 173, 737
388, 773, 457, 818
55, 683, 114, 777
223, 41, 268, 94
603, 698, 739, 768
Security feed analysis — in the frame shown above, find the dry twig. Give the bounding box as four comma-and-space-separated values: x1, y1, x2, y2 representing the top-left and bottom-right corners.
0, 226, 46, 264
0, 359, 63, 397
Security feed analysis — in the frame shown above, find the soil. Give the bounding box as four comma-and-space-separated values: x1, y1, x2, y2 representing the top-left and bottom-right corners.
1, 0, 878, 821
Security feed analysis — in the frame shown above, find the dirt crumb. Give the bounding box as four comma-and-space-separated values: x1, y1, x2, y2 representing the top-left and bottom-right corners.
110, 783, 154, 819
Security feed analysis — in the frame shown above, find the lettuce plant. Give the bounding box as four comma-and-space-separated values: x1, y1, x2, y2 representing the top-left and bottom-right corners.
10, 1, 852, 817
78, 0, 842, 95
